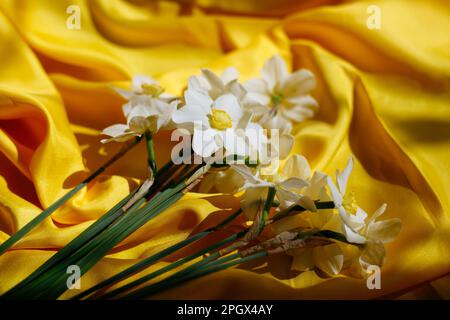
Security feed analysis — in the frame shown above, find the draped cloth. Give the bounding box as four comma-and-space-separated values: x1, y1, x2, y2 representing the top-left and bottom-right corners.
0, 0, 449, 299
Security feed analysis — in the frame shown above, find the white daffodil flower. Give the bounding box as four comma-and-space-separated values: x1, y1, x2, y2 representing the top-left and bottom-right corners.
326, 156, 354, 209
101, 99, 178, 143
327, 156, 402, 268
341, 204, 402, 270
244, 55, 318, 133
172, 89, 264, 158
277, 154, 327, 211
197, 130, 295, 194
115, 75, 175, 117
234, 154, 326, 220
326, 156, 368, 243
188, 67, 246, 101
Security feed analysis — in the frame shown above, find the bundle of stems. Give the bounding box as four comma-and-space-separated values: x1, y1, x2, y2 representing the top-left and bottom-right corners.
67, 186, 343, 300
0, 132, 209, 300
0, 130, 348, 300
0, 136, 143, 256
113, 227, 349, 300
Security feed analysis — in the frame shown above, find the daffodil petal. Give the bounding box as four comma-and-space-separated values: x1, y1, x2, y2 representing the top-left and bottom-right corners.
188, 75, 209, 94
192, 128, 222, 158
343, 223, 367, 244
281, 104, 315, 122
278, 134, 294, 160
241, 187, 268, 221
367, 218, 402, 243
114, 87, 134, 100
201, 68, 225, 97
231, 164, 262, 185
226, 80, 247, 101
280, 177, 309, 191
281, 69, 316, 97
221, 67, 239, 84
223, 130, 247, 157
286, 94, 318, 110
281, 154, 311, 180
173, 103, 208, 125
313, 243, 344, 276
184, 89, 213, 114
339, 207, 367, 244
244, 78, 268, 94
101, 123, 129, 138
261, 55, 288, 90
303, 171, 327, 200
327, 176, 343, 207
213, 94, 242, 123
337, 156, 353, 194
367, 203, 388, 226
297, 196, 317, 212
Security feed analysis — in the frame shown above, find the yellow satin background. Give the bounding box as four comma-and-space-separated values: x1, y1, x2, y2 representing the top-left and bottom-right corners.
0, 0, 449, 299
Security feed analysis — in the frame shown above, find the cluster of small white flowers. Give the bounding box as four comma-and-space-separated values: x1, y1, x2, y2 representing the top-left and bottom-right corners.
231, 154, 401, 276
101, 55, 317, 156
100, 55, 401, 278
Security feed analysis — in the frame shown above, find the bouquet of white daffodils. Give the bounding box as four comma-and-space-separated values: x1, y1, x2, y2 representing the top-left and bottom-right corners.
0, 56, 401, 300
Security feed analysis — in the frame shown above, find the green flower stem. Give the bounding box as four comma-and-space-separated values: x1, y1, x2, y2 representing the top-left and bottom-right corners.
116, 253, 230, 300
2, 190, 138, 298
3, 160, 179, 300
131, 230, 353, 300
3, 158, 174, 299
74, 231, 208, 300
302, 201, 336, 211
126, 252, 242, 299
2, 195, 148, 300
108, 187, 275, 300
164, 252, 241, 285
123, 251, 268, 300
129, 230, 352, 300
145, 131, 157, 174
258, 187, 277, 234
4, 158, 210, 299
0, 136, 142, 256
71, 209, 242, 300
31, 164, 211, 300
46, 183, 188, 299
125, 230, 352, 300
97, 229, 247, 300
99, 251, 221, 300
29, 187, 185, 300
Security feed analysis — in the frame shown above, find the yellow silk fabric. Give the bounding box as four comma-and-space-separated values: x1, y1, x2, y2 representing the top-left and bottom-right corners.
0, 0, 449, 299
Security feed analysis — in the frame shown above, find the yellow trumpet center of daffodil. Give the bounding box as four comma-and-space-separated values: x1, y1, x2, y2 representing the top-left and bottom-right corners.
141, 83, 165, 97
209, 109, 233, 130
343, 190, 358, 215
